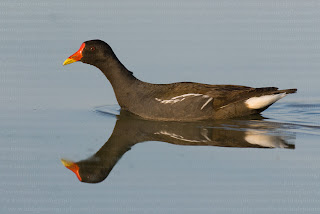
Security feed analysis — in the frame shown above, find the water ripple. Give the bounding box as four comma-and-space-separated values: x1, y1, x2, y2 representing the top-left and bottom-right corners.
95, 103, 320, 136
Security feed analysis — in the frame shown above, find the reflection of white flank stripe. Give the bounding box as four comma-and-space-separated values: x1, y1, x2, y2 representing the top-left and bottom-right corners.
200, 128, 211, 141
245, 93, 287, 109
201, 97, 213, 110
154, 130, 209, 143
155, 93, 208, 104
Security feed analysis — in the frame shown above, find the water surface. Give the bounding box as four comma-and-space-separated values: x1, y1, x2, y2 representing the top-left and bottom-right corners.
1, 1, 320, 213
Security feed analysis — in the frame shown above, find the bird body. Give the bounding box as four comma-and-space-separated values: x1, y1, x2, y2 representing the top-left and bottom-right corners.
63, 40, 297, 121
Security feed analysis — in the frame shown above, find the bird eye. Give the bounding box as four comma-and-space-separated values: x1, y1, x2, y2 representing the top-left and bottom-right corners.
90, 47, 95, 51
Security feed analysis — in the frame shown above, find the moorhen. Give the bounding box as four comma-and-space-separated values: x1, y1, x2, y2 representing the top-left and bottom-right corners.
63, 40, 297, 121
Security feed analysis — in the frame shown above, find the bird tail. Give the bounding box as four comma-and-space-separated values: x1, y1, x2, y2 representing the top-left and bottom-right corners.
274, 88, 297, 95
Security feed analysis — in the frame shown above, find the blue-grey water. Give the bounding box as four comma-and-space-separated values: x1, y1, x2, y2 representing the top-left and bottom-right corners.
1, 1, 320, 213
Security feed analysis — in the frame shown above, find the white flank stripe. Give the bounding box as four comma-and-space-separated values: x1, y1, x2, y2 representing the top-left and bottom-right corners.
245, 93, 287, 109
170, 93, 203, 100
155, 93, 206, 104
201, 97, 213, 110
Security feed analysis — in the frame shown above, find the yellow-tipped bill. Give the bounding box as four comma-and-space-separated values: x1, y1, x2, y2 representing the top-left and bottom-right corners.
63, 58, 77, 66
62, 43, 85, 66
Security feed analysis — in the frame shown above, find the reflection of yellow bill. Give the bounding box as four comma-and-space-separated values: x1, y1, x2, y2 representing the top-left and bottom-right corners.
61, 158, 82, 181
60, 159, 74, 167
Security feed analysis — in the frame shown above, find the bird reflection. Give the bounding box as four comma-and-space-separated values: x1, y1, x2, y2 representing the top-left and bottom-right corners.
61, 109, 295, 183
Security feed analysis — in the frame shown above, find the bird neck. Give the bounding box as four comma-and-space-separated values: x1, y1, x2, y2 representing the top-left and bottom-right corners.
95, 56, 140, 108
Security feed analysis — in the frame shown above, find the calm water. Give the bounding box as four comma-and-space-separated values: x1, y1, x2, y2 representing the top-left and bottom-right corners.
1, 1, 320, 213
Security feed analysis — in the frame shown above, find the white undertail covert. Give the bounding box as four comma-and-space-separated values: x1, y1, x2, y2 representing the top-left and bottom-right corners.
245, 93, 287, 109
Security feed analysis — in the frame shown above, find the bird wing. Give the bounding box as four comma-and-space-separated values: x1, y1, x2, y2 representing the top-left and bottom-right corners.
152, 82, 253, 112
204, 86, 280, 109
156, 82, 289, 108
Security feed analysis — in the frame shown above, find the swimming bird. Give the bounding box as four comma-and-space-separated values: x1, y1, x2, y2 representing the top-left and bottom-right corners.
63, 40, 297, 121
